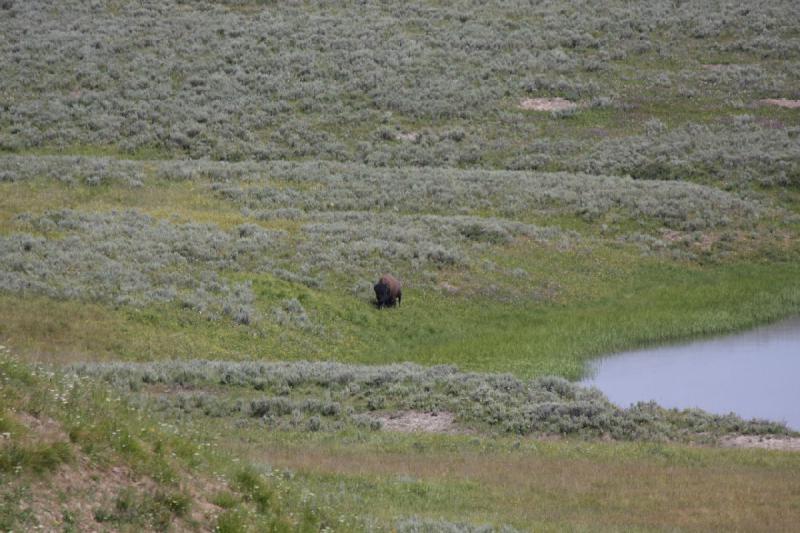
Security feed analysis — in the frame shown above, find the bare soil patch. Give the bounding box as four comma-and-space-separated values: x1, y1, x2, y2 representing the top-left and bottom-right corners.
661, 229, 684, 243
588, 127, 610, 138
719, 435, 800, 452
23, 457, 151, 532
758, 98, 800, 109
376, 410, 457, 433
700, 63, 746, 72
755, 117, 785, 129
659, 229, 721, 252
438, 281, 460, 294
519, 97, 578, 112
8, 412, 223, 530
17, 412, 70, 443
696, 233, 719, 252
396, 131, 419, 142
20, 454, 223, 531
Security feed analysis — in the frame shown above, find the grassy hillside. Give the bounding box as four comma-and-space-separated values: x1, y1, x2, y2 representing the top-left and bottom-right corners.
2, 0, 800, 530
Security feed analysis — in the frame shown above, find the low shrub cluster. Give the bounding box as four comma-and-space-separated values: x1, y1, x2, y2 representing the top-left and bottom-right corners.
217, 162, 760, 230
577, 121, 800, 190
0, 155, 148, 187
0, 205, 571, 311
0, 154, 782, 319
297, 212, 570, 277
1, 156, 761, 230
0, 210, 274, 322
70, 360, 792, 441
1, 1, 797, 184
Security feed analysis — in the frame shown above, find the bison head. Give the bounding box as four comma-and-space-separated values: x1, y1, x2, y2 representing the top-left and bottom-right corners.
374, 282, 391, 308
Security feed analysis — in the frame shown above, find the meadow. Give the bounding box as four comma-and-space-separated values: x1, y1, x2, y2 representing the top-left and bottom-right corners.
1, 0, 800, 530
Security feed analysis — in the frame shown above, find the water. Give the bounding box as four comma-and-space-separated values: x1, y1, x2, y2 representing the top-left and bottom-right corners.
581, 317, 800, 430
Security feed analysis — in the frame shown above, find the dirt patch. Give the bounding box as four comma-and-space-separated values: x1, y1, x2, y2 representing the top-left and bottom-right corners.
661, 229, 684, 243
696, 233, 719, 252
588, 127, 610, 138
659, 229, 721, 251
184, 473, 227, 526
755, 117, 785, 129
700, 63, 746, 72
758, 98, 800, 109
23, 457, 148, 531
20, 454, 222, 531
376, 411, 457, 433
438, 282, 460, 295
396, 131, 419, 142
719, 435, 800, 452
8, 413, 223, 530
519, 97, 578, 112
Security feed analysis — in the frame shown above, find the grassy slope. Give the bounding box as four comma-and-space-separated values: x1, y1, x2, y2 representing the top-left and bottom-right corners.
4, 351, 800, 531
2, 176, 799, 377
0, 351, 335, 531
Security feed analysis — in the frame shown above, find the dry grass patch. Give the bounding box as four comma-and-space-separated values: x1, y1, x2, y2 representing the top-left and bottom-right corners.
0, 178, 244, 234
249, 443, 800, 531
661, 229, 720, 251
437, 281, 460, 295
0, 295, 135, 364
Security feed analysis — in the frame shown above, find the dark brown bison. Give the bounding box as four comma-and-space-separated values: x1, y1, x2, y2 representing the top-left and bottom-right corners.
374, 274, 402, 308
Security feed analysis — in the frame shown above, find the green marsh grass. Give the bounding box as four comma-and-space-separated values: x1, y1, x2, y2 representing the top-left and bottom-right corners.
3, 258, 799, 378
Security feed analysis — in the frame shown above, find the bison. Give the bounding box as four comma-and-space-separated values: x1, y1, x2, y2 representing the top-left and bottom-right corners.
374, 274, 402, 308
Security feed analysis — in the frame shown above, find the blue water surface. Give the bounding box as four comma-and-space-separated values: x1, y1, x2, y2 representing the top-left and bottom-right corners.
581, 317, 800, 430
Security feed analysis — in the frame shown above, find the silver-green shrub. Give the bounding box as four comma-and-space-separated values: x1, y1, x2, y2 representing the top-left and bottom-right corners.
1, 0, 796, 182
0, 210, 276, 322
70, 360, 792, 441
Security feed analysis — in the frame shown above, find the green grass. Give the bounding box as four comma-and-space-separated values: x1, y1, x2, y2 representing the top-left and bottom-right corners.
362, 260, 800, 377
3, 258, 799, 379
170, 419, 800, 531
0, 441, 72, 475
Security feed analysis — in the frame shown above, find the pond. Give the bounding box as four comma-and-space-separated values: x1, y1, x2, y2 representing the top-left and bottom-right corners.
581, 317, 800, 430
